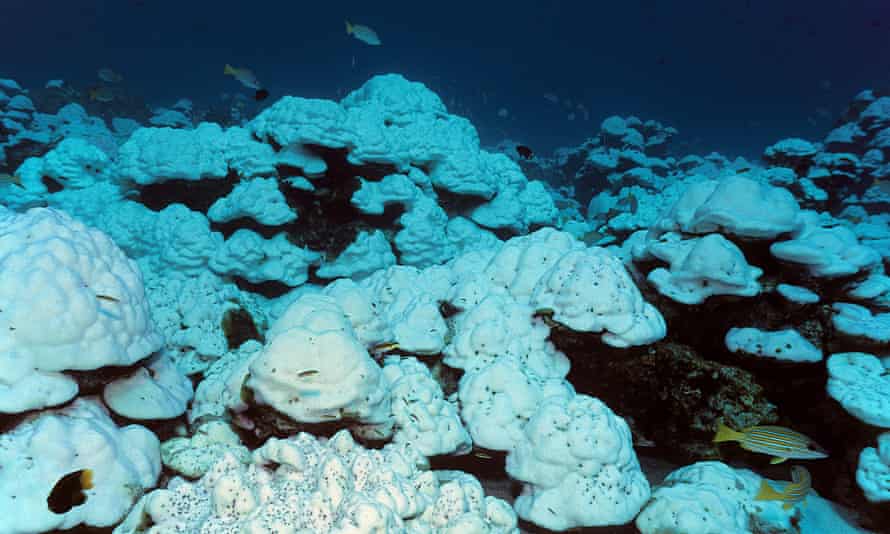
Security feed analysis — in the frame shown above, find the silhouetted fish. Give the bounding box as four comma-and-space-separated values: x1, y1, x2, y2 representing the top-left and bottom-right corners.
48, 469, 93, 514
516, 145, 534, 160
255, 89, 270, 101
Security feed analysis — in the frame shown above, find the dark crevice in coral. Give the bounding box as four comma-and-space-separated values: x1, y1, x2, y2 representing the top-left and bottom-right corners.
136, 171, 240, 213
432, 185, 489, 215
428, 449, 506, 477
64, 353, 156, 396
232, 277, 292, 299
212, 217, 288, 240
275, 147, 401, 261
41, 176, 64, 193
221, 307, 263, 349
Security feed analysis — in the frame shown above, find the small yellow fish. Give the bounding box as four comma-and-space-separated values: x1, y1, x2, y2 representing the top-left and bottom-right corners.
714, 422, 828, 464
371, 342, 400, 354
345, 20, 381, 46
755, 466, 811, 510
0, 173, 23, 188
47, 469, 93, 514
88, 86, 121, 103
224, 64, 261, 90
224, 64, 269, 101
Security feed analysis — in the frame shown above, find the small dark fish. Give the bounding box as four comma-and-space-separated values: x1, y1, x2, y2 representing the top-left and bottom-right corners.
254, 89, 270, 102
515, 145, 534, 160
48, 469, 93, 514
96, 294, 120, 303
297, 369, 319, 378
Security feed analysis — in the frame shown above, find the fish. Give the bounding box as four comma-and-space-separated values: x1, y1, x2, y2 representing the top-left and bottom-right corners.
254, 89, 270, 102
497, 107, 509, 118
515, 145, 534, 160
96, 294, 120, 303
581, 229, 606, 246
617, 192, 638, 215
543, 93, 559, 104
371, 342, 400, 354
0, 173, 24, 188
297, 369, 319, 378
755, 466, 812, 510
224, 64, 262, 90
345, 20, 381, 46
97, 68, 123, 83
47, 469, 93, 514
88, 86, 122, 103
713, 422, 828, 464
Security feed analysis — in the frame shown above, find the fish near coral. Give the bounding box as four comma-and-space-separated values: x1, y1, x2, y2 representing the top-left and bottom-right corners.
345, 20, 381, 45
713, 422, 828, 464
224, 64, 269, 101
755, 465, 812, 509
515, 145, 534, 160
0, 173, 24, 188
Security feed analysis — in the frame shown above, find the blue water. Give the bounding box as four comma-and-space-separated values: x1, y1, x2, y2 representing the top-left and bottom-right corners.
3, 0, 888, 157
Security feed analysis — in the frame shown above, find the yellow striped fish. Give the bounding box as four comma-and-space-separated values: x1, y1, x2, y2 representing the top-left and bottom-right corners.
755, 466, 812, 509
713, 422, 828, 464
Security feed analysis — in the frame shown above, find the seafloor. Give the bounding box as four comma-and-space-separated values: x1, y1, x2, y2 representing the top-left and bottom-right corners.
1, 74, 889, 534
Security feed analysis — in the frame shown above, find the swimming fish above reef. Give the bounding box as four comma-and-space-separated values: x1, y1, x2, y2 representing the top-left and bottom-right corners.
345, 20, 381, 45
713, 422, 828, 464
224, 64, 269, 101
97, 68, 123, 83
0, 173, 24, 188
47, 469, 94, 514
516, 145, 534, 160
88, 86, 123, 103
755, 465, 812, 509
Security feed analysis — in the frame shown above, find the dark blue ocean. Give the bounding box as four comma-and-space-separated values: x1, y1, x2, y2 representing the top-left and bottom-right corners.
3, 0, 888, 158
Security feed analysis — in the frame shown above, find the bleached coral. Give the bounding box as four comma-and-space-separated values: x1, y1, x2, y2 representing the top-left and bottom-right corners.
459, 357, 574, 452
380, 356, 472, 457
103, 352, 194, 420
210, 230, 321, 286
246, 294, 390, 425
115, 123, 276, 184
646, 233, 763, 304
208, 177, 297, 225
725, 327, 822, 363
826, 352, 890, 428
0, 398, 160, 533
654, 176, 801, 239
117, 429, 517, 533
443, 294, 570, 379
505, 394, 650, 530
316, 230, 396, 280
0, 208, 162, 413
857, 432, 890, 502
